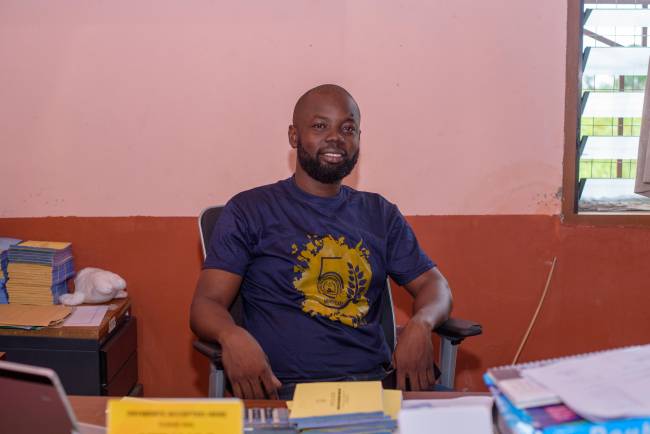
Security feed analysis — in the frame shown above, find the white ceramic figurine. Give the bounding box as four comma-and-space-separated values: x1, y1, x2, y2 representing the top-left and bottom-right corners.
59, 267, 127, 306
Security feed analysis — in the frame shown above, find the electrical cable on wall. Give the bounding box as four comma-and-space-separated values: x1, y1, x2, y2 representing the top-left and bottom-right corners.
512, 256, 558, 365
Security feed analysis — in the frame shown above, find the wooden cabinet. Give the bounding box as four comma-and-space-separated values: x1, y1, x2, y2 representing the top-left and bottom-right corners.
0, 298, 139, 396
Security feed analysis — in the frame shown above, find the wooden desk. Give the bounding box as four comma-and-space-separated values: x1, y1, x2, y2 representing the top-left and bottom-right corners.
70, 396, 111, 426
0, 299, 138, 395
69, 392, 491, 427
0, 298, 131, 340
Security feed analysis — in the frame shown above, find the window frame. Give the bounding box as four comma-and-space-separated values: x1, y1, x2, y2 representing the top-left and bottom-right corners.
563, 0, 650, 226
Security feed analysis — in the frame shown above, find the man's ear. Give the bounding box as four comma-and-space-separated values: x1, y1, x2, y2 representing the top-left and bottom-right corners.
288, 125, 298, 149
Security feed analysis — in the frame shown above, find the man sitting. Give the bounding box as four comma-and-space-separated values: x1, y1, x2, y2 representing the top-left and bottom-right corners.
190, 84, 452, 399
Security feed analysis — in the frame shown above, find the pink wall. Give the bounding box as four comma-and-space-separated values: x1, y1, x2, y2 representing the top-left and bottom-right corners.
5, 1, 650, 398
0, 0, 566, 217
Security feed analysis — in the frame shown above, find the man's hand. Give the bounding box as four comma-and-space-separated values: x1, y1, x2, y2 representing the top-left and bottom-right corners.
220, 326, 282, 399
393, 318, 436, 391
191, 269, 281, 399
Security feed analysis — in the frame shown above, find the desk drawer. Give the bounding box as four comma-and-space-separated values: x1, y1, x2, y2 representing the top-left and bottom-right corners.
101, 317, 137, 384
103, 351, 138, 396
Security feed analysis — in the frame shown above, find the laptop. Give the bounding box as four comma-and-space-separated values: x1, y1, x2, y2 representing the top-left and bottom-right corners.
0, 360, 106, 434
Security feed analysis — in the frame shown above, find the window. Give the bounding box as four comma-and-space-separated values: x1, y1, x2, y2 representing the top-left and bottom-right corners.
570, 1, 650, 214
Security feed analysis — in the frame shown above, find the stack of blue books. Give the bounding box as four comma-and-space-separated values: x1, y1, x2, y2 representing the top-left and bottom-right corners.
6, 241, 75, 305
485, 355, 650, 434
0, 238, 22, 304
0, 249, 8, 304
291, 413, 396, 434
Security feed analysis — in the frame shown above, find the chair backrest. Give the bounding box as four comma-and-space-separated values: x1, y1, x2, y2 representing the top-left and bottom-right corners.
199, 206, 244, 326
198, 205, 397, 351
199, 206, 224, 259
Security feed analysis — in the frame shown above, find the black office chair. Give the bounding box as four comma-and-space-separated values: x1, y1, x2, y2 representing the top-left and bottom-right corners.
193, 206, 482, 396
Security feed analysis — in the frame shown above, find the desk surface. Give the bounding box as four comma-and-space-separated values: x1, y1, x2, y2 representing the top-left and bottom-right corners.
69, 392, 490, 427
0, 298, 131, 340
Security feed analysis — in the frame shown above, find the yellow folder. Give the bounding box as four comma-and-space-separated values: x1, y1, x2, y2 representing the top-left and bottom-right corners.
18, 241, 71, 250
290, 381, 384, 419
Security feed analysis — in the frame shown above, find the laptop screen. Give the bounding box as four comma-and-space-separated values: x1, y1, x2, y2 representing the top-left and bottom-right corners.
0, 361, 76, 434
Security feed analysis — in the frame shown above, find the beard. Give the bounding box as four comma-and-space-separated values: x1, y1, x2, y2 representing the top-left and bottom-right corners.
296, 140, 359, 184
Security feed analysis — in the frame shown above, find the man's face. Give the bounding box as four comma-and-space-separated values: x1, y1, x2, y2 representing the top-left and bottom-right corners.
290, 91, 360, 184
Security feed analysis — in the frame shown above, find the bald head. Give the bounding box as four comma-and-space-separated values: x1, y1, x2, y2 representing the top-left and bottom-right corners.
292, 84, 360, 125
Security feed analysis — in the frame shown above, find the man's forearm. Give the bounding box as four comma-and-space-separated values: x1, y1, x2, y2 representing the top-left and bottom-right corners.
407, 269, 453, 330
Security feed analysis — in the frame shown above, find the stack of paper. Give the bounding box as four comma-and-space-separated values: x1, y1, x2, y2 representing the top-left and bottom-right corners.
398, 397, 494, 434
289, 381, 398, 433
6, 241, 75, 305
61, 305, 109, 327
485, 344, 650, 434
0, 238, 22, 304
522, 345, 650, 421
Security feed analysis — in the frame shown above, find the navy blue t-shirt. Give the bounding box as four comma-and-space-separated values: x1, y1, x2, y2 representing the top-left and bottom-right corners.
203, 177, 434, 383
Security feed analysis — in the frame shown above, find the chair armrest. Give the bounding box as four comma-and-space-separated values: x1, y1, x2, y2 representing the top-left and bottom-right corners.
397, 317, 482, 342
192, 340, 224, 369
434, 317, 482, 344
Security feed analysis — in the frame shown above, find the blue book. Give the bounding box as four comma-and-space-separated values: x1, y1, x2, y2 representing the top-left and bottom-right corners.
0, 245, 8, 304
301, 419, 397, 433
291, 413, 390, 430
0, 285, 7, 304
0, 239, 19, 279
488, 376, 650, 434
51, 282, 70, 304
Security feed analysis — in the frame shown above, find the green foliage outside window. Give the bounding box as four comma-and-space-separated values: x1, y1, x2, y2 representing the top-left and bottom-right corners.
580, 117, 642, 137
579, 159, 637, 179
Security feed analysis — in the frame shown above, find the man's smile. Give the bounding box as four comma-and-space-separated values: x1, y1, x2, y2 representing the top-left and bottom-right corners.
320, 151, 345, 164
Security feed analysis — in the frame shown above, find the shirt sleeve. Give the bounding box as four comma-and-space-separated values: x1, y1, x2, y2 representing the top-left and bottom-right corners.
202, 200, 254, 276
385, 204, 435, 286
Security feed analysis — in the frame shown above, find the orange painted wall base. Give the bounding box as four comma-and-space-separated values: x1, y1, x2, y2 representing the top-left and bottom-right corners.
1, 215, 649, 395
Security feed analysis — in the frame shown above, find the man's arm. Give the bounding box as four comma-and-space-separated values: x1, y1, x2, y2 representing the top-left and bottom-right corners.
393, 267, 453, 391
190, 268, 281, 399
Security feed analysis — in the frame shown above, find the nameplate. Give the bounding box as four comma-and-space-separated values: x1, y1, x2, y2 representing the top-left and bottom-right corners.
107, 399, 243, 434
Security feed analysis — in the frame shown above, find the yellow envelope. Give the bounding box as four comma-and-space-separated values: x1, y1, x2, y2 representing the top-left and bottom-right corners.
0, 304, 72, 327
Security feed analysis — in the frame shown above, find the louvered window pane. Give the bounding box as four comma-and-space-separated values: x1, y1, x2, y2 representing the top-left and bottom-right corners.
583, 48, 650, 76
582, 92, 643, 117
582, 137, 639, 159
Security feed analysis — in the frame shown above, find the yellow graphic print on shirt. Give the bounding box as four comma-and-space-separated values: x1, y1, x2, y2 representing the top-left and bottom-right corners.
291, 235, 372, 328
